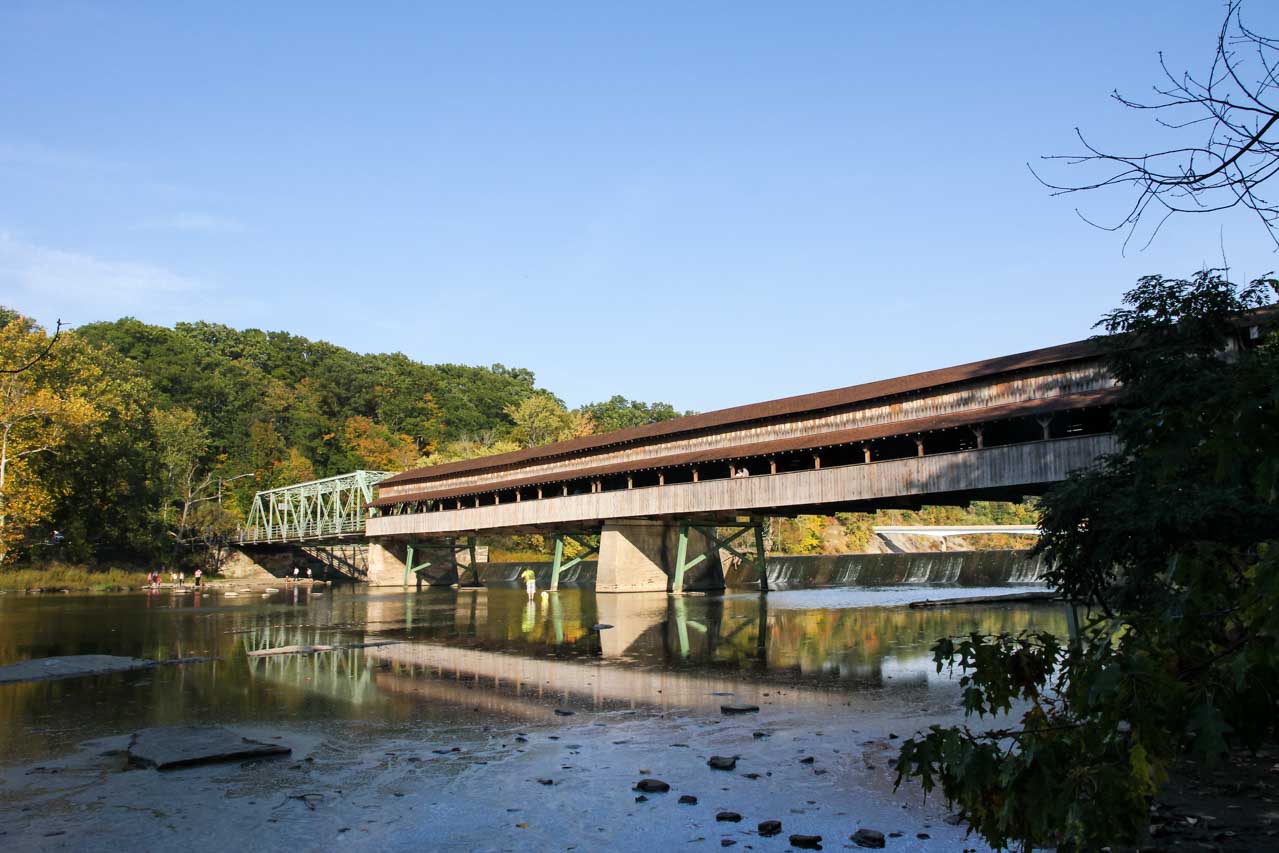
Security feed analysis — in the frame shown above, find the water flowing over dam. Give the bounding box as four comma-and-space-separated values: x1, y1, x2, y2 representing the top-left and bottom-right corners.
477, 549, 1045, 590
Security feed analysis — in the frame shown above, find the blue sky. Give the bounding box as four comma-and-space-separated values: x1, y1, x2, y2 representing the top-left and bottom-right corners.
3, 1, 1277, 411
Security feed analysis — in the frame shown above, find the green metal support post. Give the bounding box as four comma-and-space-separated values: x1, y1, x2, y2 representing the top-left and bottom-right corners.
550, 535, 565, 591
754, 521, 769, 592
549, 533, 600, 592
673, 519, 767, 594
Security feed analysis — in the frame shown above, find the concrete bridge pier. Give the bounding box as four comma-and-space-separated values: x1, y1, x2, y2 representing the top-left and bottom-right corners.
595, 519, 725, 593
367, 538, 482, 587
367, 541, 409, 586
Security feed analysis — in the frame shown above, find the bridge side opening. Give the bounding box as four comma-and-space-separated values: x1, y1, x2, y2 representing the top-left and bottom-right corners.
815, 443, 865, 468
663, 466, 696, 486
981, 416, 1050, 448
867, 434, 919, 462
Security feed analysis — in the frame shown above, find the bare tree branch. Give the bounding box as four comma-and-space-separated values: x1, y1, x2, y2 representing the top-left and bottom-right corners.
1031, 2, 1279, 250
1, 320, 64, 374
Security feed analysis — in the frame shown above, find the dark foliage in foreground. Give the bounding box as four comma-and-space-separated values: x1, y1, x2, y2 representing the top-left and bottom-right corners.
895, 271, 1279, 850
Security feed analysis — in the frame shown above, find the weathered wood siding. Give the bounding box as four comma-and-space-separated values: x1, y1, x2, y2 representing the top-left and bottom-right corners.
378, 363, 1112, 498
367, 434, 1116, 537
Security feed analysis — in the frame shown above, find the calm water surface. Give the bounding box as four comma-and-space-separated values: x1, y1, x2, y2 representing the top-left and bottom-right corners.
0, 585, 1064, 764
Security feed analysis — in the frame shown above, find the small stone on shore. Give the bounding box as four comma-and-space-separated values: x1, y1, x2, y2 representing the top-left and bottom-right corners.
721, 703, 759, 715
852, 828, 886, 848
679, 795, 698, 805
536, 778, 554, 786
634, 778, 670, 793
799, 756, 815, 764
789, 834, 822, 849
708, 756, 737, 771
758, 820, 782, 836
716, 811, 742, 822
554, 709, 574, 716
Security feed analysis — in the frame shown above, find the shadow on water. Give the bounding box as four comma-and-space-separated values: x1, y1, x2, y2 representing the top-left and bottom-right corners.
0, 585, 1065, 763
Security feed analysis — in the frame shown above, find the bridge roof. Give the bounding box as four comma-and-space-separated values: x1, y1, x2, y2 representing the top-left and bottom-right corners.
381, 335, 1106, 490
371, 386, 1120, 506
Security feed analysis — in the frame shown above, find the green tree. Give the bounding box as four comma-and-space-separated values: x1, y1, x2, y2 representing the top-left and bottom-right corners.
0, 314, 108, 563
507, 393, 577, 447
151, 407, 216, 547
894, 271, 1279, 850
580, 395, 684, 432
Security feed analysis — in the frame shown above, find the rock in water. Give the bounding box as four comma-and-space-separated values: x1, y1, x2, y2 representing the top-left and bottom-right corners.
716, 811, 742, 822
720, 703, 759, 715
0, 655, 155, 684
679, 795, 699, 805
537, 778, 554, 786
851, 828, 885, 848
554, 709, 575, 716
789, 835, 823, 850
127, 726, 291, 770
634, 778, 670, 793
707, 755, 737, 771
758, 820, 782, 837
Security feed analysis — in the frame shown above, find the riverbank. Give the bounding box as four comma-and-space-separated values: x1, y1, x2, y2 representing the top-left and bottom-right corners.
0, 565, 152, 593
0, 686, 981, 852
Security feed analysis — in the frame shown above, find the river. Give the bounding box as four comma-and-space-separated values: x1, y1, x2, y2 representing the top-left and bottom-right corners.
0, 578, 1061, 852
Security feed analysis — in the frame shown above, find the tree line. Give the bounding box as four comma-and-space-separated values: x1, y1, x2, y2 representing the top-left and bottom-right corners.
0, 308, 687, 567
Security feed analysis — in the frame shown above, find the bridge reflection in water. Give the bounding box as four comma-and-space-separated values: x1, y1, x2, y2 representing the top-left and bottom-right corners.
243, 589, 1067, 717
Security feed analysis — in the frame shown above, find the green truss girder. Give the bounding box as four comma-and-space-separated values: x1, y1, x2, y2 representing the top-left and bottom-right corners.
672, 519, 769, 594
404, 536, 478, 588
549, 533, 600, 592
240, 470, 395, 545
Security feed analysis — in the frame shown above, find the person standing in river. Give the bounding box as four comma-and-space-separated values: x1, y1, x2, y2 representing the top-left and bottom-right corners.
193, 568, 202, 588
520, 567, 537, 599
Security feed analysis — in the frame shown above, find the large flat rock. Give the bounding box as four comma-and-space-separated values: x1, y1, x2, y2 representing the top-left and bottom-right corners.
127, 726, 292, 770
0, 655, 155, 684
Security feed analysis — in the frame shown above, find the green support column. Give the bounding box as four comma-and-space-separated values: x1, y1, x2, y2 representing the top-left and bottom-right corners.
673, 522, 691, 593
465, 536, 480, 586
404, 541, 415, 588
754, 522, 769, 592
550, 534, 565, 592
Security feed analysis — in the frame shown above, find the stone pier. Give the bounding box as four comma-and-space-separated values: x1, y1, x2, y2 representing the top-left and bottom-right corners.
367, 541, 409, 586
595, 519, 724, 593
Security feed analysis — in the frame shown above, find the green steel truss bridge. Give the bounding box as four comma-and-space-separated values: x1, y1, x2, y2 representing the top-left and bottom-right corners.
240, 470, 394, 545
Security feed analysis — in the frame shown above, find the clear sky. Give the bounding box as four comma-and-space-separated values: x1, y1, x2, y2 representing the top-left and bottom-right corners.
3, 1, 1277, 412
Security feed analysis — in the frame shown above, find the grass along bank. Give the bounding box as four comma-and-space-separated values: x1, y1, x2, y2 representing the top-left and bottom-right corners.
0, 563, 154, 592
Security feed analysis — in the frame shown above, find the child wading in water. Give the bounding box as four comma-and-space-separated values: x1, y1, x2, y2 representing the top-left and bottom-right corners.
520, 567, 537, 599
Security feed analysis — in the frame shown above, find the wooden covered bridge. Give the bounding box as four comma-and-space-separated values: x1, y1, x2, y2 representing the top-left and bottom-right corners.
365, 336, 1121, 592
